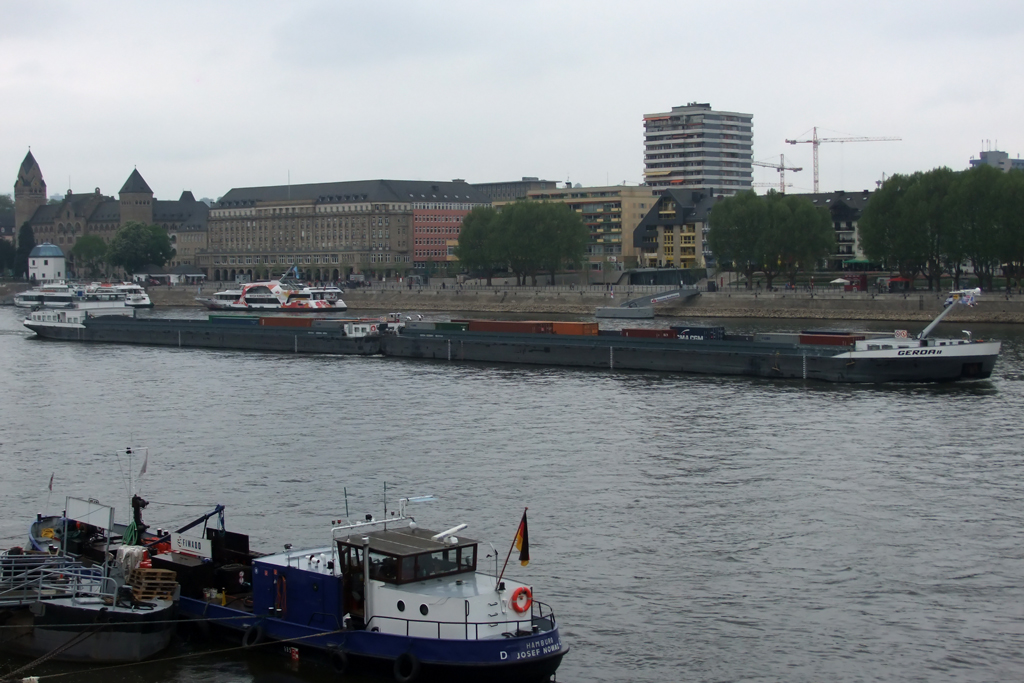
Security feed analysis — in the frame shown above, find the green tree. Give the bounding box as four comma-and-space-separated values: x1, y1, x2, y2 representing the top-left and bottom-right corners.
707, 191, 766, 289
0, 194, 13, 211
771, 194, 835, 288
0, 238, 15, 275
15, 223, 35, 279
950, 164, 1003, 291
537, 202, 588, 284
495, 202, 545, 285
709, 191, 832, 290
998, 170, 1024, 288
453, 207, 503, 285
860, 173, 928, 284
106, 222, 175, 276
70, 234, 108, 278
902, 168, 957, 290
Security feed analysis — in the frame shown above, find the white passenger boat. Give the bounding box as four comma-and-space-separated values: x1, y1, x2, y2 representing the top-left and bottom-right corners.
195, 279, 347, 311
13, 282, 75, 308
86, 282, 153, 308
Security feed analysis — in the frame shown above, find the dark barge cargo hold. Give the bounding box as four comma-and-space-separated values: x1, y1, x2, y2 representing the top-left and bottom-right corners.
23, 310, 381, 355
22, 288, 1001, 383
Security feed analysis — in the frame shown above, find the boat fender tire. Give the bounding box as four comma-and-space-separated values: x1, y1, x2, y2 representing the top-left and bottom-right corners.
510, 586, 533, 614
330, 650, 348, 674
242, 623, 264, 648
393, 652, 420, 683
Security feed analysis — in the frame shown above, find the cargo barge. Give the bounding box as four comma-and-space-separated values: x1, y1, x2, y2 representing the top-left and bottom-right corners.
23, 310, 382, 356
21, 289, 1001, 383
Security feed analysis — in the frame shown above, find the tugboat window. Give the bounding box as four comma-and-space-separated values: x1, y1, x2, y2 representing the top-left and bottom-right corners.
397, 600, 405, 612
420, 604, 429, 616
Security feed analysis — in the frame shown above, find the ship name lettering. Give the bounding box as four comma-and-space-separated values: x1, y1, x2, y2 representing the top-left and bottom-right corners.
514, 636, 558, 659
897, 349, 942, 356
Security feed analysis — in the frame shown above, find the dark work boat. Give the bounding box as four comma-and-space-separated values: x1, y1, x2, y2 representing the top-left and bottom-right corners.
144, 496, 566, 682
0, 495, 178, 663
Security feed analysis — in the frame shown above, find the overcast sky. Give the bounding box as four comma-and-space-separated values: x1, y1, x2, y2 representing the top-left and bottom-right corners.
2, 1, 1021, 202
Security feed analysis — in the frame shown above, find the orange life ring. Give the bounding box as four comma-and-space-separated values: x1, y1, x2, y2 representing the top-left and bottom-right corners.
510, 586, 532, 614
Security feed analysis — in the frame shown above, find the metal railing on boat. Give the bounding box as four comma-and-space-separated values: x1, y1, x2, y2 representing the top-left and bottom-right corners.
363, 599, 557, 640
0, 554, 116, 608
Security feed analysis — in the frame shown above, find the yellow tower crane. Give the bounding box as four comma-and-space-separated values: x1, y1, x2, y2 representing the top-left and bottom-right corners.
785, 127, 901, 192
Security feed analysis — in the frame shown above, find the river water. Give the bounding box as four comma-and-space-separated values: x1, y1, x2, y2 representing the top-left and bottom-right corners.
0, 306, 1022, 683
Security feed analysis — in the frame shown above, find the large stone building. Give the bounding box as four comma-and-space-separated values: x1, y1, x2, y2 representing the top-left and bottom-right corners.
204, 179, 490, 282
643, 103, 753, 196
526, 185, 657, 274
12, 152, 208, 270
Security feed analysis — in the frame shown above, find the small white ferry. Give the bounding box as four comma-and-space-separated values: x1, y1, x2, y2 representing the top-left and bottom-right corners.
196, 280, 347, 311
13, 282, 75, 308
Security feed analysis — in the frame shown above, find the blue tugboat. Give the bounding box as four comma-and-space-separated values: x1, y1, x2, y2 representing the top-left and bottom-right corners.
159, 497, 567, 682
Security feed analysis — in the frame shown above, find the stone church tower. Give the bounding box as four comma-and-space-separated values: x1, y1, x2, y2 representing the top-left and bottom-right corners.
119, 168, 154, 226
14, 150, 46, 237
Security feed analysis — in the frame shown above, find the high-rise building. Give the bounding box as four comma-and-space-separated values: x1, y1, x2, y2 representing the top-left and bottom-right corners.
643, 103, 753, 196
969, 149, 1024, 172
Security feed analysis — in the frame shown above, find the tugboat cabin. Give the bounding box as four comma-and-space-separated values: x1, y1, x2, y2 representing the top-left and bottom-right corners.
244, 521, 537, 642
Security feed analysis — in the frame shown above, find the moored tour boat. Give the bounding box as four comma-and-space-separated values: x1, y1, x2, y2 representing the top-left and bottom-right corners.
196, 279, 347, 311
85, 282, 153, 308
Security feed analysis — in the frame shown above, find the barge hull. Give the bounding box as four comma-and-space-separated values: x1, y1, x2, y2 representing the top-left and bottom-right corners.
382, 331, 998, 383
180, 598, 565, 683
24, 318, 381, 356
0, 601, 175, 663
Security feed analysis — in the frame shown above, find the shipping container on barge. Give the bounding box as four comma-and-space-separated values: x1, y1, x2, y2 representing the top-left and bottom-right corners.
381, 289, 1000, 383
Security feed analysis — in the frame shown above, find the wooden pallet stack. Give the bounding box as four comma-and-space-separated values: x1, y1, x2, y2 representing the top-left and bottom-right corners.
126, 567, 178, 601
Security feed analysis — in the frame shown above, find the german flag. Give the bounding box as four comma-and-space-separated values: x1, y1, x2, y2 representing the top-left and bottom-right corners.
515, 510, 530, 566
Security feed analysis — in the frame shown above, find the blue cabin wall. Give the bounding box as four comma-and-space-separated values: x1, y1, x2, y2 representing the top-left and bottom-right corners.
252, 560, 343, 629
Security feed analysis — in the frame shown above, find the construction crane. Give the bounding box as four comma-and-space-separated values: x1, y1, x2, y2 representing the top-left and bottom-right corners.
751, 154, 802, 193
785, 127, 901, 192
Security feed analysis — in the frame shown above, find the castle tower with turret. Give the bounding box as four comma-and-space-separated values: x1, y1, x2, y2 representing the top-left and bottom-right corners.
14, 150, 46, 236
119, 168, 154, 225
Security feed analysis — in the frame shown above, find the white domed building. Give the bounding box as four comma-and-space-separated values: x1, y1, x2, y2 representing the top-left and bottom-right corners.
28, 243, 66, 282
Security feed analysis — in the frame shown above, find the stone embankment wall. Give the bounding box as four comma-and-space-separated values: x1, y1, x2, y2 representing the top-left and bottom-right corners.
143, 284, 1024, 324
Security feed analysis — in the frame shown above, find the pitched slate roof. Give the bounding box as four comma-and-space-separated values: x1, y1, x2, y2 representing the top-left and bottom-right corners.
28, 204, 60, 224
633, 189, 718, 249
216, 179, 491, 207
120, 169, 153, 195
89, 200, 121, 222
